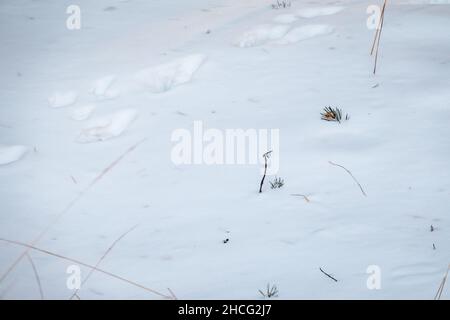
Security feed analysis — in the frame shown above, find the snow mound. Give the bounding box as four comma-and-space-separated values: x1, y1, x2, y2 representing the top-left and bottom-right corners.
273, 14, 298, 24
235, 24, 291, 47
296, 6, 344, 18
0, 145, 28, 165
91, 75, 119, 99
277, 24, 335, 45
76, 109, 137, 143
70, 104, 96, 121
48, 91, 78, 108
135, 54, 206, 93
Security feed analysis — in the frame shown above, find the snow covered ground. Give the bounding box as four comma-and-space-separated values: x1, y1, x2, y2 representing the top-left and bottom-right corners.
0, 0, 449, 299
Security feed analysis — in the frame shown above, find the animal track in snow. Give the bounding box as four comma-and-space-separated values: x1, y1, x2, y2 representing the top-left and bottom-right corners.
48, 91, 78, 108
0, 145, 28, 165
276, 24, 335, 45
76, 109, 137, 143
70, 104, 96, 121
134, 54, 206, 93
91, 75, 119, 99
296, 6, 344, 18
235, 24, 291, 47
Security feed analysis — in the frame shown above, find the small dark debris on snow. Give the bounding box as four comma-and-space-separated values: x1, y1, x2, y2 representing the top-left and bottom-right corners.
175, 111, 187, 116
223, 238, 229, 244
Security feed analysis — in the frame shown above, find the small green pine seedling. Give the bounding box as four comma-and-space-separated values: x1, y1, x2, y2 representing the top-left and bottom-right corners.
259, 283, 279, 298
272, 1, 291, 9
270, 177, 284, 189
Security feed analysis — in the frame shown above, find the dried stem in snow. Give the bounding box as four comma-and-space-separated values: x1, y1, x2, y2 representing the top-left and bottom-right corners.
329, 161, 367, 197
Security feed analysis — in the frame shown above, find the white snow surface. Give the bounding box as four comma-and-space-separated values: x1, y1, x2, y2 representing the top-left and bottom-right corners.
273, 14, 298, 24
48, 91, 78, 108
296, 6, 345, 18
70, 104, 96, 121
0, 145, 28, 165
0, 0, 449, 299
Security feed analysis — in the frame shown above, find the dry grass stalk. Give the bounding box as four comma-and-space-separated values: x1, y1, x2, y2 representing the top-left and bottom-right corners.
290, 194, 310, 202
0, 138, 147, 285
329, 161, 367, 197
434, 264, 449, 300
371, 0, 387, 74
0, 237, 172, 299
26, 253, 44, 300
69, 224, 139, 300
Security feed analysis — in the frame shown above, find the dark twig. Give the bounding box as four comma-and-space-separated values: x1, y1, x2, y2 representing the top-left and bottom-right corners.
319, 267, 338, 282
329, 161, 367, 197
259, 151, 272, 193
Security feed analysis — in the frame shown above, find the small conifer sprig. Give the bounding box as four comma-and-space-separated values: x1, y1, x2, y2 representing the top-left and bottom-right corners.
270, 177, 284, 189
321, 106, 349, 123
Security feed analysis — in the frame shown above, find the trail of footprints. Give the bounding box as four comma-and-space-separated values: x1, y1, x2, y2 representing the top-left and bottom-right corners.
48, 54, 207, 144
235, 6, 343, 47
1, 5, 344, 166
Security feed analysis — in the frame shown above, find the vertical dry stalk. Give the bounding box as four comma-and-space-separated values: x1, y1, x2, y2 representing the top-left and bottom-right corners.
371, 0, 387, 74
259, 151, 272, 193
370, 0, 387, 55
